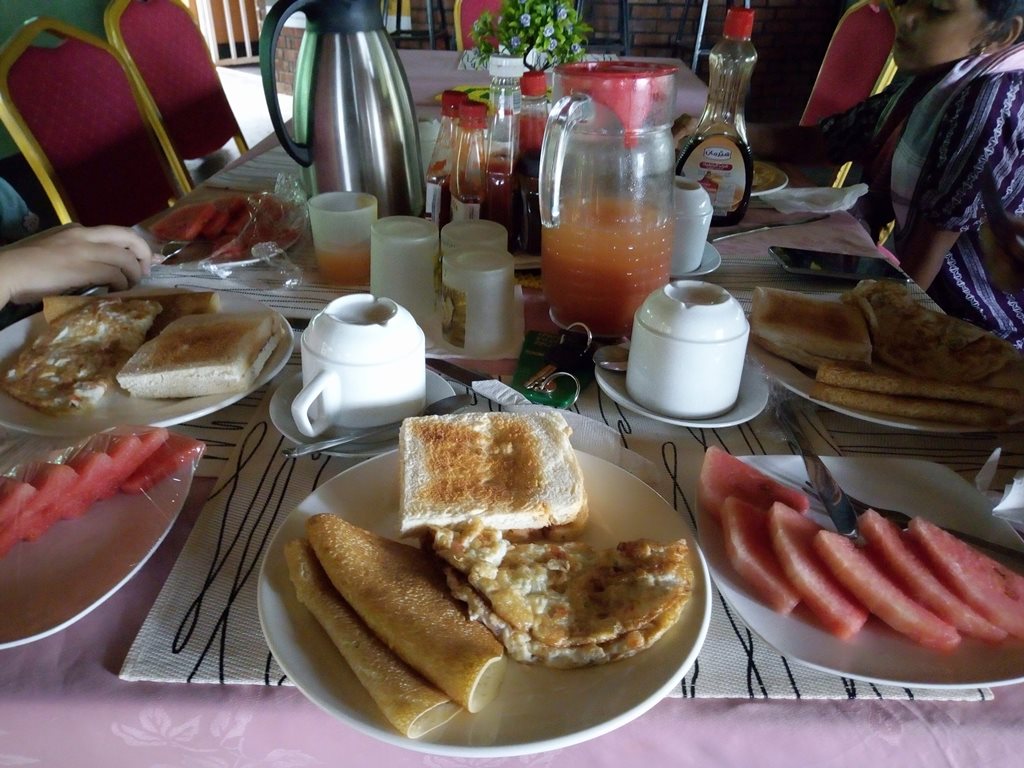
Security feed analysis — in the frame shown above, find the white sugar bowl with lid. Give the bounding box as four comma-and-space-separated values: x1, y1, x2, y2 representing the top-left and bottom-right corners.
292, 294, 426, 437
626, 281, 749, 418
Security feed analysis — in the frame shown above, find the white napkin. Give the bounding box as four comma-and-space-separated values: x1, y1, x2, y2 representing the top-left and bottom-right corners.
760, 183, 868, 214
993, 471, 1024, 524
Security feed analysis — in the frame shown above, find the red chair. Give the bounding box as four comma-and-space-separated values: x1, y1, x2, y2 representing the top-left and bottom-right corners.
801, 0, 897, 189
0, 17, 190, 227
800, 0, 897, 127
454, 0, 503, 51
105, 0, 248, 165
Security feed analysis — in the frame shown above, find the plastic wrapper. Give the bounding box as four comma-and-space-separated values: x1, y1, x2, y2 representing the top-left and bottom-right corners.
0, 424, 206, 647
197, 174, 306, 286
0, 424, 206, 557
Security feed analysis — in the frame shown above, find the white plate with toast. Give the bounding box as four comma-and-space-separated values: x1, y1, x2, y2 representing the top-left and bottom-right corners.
257, 450, 712, 757
0, 461, 193, 649
0, 294, 292, 437
698, 455, 1024, 689
750, 345, 1003, 433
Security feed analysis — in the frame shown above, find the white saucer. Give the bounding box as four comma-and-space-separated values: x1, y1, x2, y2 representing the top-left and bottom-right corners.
594, 358, 768, 429
269, 370, 455, 457
671, 242, 722, 279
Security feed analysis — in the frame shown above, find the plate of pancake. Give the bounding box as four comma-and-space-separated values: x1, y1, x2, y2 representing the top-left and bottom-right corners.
257, 450, 712, 757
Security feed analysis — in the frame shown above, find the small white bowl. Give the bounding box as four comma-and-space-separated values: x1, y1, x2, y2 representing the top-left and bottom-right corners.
626, 281, 749, 418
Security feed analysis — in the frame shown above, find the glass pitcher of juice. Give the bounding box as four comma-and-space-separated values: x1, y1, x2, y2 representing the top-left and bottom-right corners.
540, 61, 677, 337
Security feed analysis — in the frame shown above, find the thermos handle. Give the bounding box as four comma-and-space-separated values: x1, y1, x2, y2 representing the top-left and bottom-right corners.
260, 0, 315, 167
539, 93, 593, 228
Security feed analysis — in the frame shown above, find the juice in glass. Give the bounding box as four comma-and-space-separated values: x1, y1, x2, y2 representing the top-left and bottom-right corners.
542, 197, 671, 337
315, 243, 371, 284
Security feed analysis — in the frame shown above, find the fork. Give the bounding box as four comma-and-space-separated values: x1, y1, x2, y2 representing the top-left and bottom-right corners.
800, 480, 1024, 565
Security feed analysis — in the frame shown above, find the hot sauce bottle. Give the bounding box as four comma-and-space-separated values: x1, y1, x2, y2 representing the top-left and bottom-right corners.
676, 8, 757, 227
424, 90, 469, 228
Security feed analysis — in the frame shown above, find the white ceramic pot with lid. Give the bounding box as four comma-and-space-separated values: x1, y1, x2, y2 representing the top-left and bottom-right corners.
626, 280, 749, 418
292, 294, 426, 436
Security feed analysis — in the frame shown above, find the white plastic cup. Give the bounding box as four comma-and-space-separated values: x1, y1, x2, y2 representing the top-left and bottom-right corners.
440, 219, 508, 259
370, 216, 440, 328
308, 191, 377, 285
441, 248, 516, 356
671, 177, 714, 275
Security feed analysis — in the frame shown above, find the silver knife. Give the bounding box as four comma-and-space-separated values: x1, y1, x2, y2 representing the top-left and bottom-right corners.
708, 214, 830, 243
426, 358, 493, 387
777, 399, 861, 540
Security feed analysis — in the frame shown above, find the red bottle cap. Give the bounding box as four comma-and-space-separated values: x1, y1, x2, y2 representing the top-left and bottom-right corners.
442, 89, 469, 116
521, 70, 547, 97
459, 101, 487, 129
724, 8, 755, 40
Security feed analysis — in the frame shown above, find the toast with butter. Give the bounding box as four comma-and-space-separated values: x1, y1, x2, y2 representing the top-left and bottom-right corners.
398, 411, 587, 535
116, 310, 279, 399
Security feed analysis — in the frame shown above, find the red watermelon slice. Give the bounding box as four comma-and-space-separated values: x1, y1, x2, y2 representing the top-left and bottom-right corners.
907, 517, 1024, 640
859, 510, 1007, 643
120, 432, 206, 495
721, 496, 801, 613
0, 477, 38, 558
813, 529, 961, 652
150, 201, 218, 241
0, 463, 79, 556
768, 502, 868, 639
698, 446, 811, 520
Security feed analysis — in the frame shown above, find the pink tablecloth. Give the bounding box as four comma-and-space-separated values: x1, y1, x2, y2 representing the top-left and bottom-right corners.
1, 481, 1021, 767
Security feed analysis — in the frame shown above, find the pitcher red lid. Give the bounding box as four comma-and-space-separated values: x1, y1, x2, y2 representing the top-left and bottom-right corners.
553, 61, 677, 133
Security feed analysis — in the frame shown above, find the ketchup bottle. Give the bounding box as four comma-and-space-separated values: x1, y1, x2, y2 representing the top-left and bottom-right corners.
450, 101, 488, 221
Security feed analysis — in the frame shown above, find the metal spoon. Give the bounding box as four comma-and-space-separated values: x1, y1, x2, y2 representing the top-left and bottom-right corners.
281, 393, 474, 458
593, 343, 629, 372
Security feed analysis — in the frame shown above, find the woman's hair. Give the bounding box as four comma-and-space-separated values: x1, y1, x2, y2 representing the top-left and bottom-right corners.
977, 0, 1024, 42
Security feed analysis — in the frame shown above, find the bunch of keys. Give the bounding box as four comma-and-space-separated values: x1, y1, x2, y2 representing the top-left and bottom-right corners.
511, 323, 595, 408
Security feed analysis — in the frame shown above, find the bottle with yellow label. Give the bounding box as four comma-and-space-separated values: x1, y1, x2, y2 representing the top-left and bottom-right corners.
676, 7, 757, 227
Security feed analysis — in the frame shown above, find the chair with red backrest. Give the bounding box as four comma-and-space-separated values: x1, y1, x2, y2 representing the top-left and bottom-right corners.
454, 0, 503, 51
105, 0, 248, 169
801, 0, 898, 128
0, 17, 190, 227
802, 1, 898, 213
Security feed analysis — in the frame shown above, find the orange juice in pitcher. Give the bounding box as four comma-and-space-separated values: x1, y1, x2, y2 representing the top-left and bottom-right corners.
540, 62, 678, 338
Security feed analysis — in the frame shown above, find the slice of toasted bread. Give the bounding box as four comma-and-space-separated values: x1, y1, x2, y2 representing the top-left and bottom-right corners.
44, 288, 221, 336
749, 287, 872, 371
116, 311, 278, 399
398, 411, 587, 535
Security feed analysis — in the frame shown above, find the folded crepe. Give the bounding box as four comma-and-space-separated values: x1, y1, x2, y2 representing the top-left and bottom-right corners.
306, 514, 506, 714
284, 539, 459, 738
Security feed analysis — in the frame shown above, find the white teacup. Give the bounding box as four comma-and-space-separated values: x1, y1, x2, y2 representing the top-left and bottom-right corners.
291, 294, 426, 437
671, 177, 714, 275
626, 281, 749, 419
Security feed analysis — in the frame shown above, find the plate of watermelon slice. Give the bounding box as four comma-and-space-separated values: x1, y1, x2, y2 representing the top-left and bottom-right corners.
0, 427, 204, 648
696, 449, 1024, 688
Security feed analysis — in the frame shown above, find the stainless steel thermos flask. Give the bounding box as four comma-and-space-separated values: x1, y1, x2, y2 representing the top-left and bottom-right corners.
260, 0, 425, 216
